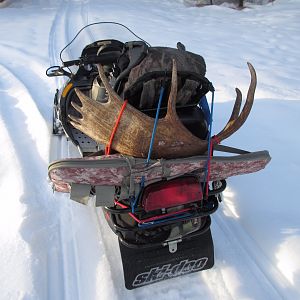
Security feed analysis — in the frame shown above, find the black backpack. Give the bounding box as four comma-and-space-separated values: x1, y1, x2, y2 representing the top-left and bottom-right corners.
84, 39, 212, 139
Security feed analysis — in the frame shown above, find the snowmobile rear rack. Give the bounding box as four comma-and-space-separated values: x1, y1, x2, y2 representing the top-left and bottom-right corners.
116, 216, 211, 250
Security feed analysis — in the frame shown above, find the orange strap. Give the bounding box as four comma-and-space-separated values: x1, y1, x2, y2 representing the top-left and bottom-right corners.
105, 100, 128, 155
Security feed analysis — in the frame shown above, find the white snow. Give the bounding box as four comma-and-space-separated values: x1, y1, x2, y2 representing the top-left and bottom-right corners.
0, 0, 299, 299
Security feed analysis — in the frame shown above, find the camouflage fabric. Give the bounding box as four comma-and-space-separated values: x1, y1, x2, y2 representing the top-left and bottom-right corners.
122, 46, 209, 110
48, 151, 271, 193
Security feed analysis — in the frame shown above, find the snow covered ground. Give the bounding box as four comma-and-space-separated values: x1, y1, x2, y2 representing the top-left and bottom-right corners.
0, 0, 299, 299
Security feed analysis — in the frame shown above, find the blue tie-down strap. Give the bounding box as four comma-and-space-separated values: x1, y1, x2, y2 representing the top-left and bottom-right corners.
199, 95, 211, 128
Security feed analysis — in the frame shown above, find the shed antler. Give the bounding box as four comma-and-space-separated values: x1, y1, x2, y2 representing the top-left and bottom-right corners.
214, 62, 257, 144
69, 61, 257, 159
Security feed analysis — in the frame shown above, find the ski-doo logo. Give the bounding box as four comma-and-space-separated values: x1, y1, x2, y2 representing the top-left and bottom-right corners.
132, 257, 208, 287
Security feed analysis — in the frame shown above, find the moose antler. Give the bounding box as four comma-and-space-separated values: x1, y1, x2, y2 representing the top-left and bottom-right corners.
214, 62, 256, 143
69, 60, 257, 159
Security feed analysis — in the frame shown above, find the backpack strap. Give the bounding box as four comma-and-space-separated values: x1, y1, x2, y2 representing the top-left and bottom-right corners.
113, 41, 148, 92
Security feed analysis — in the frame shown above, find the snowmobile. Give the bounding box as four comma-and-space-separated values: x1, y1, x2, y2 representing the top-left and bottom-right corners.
47, 22, 270, 289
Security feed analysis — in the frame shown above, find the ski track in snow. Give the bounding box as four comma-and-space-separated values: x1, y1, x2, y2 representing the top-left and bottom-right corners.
48, 2, 86, 300
0, 62, 62, 299
212, 214, 283, 299
48, 3, 74, 300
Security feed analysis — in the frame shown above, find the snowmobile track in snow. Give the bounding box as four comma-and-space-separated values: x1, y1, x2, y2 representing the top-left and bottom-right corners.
211, 213, 282, 299
0, 63, 64, 300
48, 4, 83, 299
213, 209, 292, 299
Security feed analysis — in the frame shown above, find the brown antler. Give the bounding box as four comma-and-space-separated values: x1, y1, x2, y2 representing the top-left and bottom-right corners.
69, 61, 257, 158
214, 62, 257, 143
218, 87, 242, 135
69, 60, 208, 158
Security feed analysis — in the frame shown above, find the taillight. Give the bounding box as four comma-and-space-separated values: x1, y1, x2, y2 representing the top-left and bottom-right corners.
141, 177, 203, 212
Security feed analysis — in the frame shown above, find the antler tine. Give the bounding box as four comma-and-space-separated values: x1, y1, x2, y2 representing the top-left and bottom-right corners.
97, 64, 123, 105
70, 98, 83, 113
215, 62, 257, 143
218, 87, 242, 135
68, 111, 83, 131
68, 113, 82, 124
165, 59, 179, 122
74, 87, 93, 110
69, 89, 85, 124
